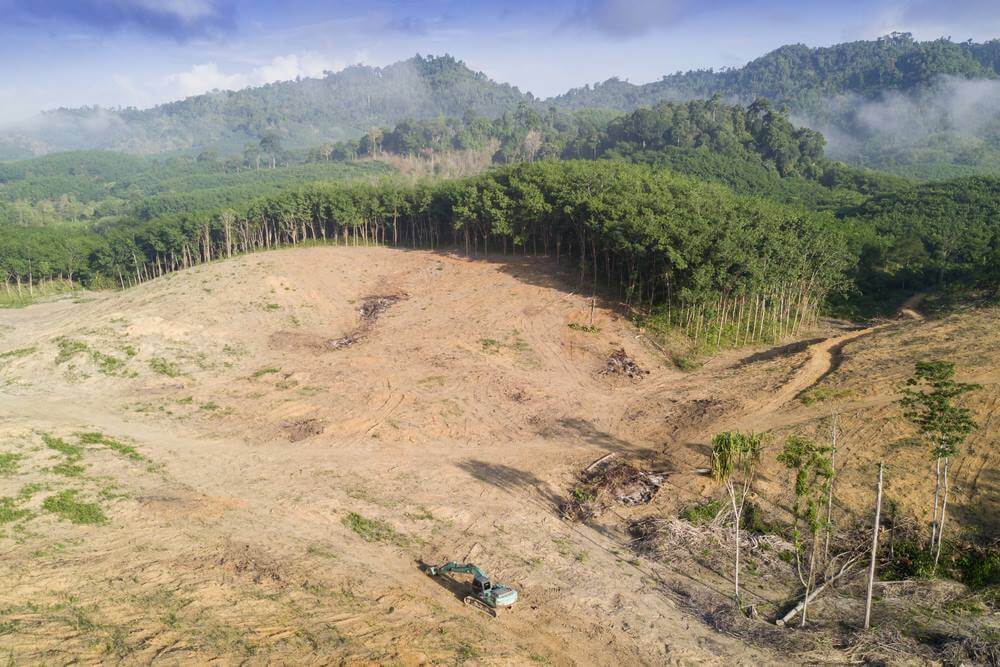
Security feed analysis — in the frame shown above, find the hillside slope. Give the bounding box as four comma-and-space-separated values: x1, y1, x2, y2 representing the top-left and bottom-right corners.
0, 246, 995, 663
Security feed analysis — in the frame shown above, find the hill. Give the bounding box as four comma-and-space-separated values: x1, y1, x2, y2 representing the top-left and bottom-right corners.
0, 55, 528, 158
0, 246, 995, 663
4, 36, 1000, 176
550, 34, 1000, 177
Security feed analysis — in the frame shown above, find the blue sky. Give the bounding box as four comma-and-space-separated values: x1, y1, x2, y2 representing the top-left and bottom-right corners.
1, 0, 998, 124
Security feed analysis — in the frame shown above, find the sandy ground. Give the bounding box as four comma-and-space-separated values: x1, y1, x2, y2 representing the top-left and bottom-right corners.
0, 246, 996, 664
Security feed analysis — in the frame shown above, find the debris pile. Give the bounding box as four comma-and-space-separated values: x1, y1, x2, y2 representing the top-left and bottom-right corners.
327, 293, 408, 352
599, 348, 648, 380
327, 334, 358, 351
360, 293, 406, 323
562, 458, 664, 520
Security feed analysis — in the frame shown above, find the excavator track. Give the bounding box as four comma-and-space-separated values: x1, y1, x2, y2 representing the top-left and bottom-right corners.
463, 596, 498, 618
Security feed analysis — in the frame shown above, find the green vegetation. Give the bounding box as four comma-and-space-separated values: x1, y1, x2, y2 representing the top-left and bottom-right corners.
342, 512, 404, 545
0, 496, 32, 524
709, 430, 765, 605
899, 361, 980, 571
551, 34, 1000, 177
148, 357, 181, 377
777, 435, 834, 626
0, 347, 37, 364
680, 499, 723, 525
42, 434, 82, 460
78, 432, 145, 462
42, 489, 107, 525
53, 338, 127, 375
0, 452, 22, 476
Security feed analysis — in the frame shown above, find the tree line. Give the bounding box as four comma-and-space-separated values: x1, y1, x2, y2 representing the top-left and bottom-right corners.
1, 160, 855, 342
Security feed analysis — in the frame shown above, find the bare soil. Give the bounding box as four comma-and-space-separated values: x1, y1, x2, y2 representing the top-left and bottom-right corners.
0, 246, 996, 664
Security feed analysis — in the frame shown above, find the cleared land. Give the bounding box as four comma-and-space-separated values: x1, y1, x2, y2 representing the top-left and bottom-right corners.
0, 246, 996, 664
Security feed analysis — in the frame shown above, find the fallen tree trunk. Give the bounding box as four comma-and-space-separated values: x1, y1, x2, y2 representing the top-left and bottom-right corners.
775, 554, 863, 627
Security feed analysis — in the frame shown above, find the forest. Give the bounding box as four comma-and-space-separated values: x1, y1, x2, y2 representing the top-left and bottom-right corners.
2, 67, 999, 343
2, 149, 998, 346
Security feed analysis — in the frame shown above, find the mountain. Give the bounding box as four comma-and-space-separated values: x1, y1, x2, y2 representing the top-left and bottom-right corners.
0, 55, 529, 158
549, 33, 1000, 177
550, 33, 1000, 111
3, 35, 1000, 177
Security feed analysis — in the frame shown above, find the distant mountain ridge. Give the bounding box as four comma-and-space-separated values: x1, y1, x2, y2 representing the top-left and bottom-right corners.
3, 35, 1000, 176
550, 33, 1000, 113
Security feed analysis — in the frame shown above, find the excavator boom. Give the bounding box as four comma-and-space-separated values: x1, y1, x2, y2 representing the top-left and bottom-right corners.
427, 562, 486, 578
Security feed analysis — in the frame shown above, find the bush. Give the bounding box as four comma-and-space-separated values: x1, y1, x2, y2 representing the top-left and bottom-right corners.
883, 540, 937, 580
957, 545, 1000, 590
681, 499, 723, 525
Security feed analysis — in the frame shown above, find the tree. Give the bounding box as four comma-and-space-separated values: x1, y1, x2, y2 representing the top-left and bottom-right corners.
710, 430, 765, 607
777, 434, 834, 626
899, 360, 980, 570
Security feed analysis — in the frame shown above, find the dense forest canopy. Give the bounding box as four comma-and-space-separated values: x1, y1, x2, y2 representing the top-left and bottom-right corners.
3, 36, 1000, 177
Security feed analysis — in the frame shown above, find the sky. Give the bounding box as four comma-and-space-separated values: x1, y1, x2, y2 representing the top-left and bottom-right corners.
1, 0, 999, 124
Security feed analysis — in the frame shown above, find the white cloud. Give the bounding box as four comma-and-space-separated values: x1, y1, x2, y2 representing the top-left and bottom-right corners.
163, 52, 346, 98
165, 62, 248, 97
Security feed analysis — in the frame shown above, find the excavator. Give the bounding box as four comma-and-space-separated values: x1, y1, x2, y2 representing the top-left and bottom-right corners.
426, 562, 518, 618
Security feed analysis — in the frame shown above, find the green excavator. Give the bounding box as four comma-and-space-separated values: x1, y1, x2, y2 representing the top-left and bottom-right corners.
427, 562, 518, 618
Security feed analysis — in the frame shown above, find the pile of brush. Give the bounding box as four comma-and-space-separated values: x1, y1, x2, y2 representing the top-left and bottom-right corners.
562, 457, 664, 521
599, 348, 648, 380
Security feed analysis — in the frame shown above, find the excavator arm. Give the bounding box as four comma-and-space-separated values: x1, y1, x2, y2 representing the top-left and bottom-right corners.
427, 561, 486, 578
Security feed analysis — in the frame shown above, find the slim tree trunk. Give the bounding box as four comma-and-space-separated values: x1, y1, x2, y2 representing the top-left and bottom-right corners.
727, 481, 741, 605
864, 463, 884, 630
934, 458, 949, 571
801, 531, 820, 626
930, 457, 941, 552
825, 413, 838, 563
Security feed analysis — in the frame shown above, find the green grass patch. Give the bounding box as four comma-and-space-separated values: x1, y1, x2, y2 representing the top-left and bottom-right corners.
42, 433, 82, 460
54, 338, 90, 365
51, 461, 86, 477
0, 497, 32, 524
342, 512, 404, 545
78, 432, 145, 462
251, 366, 281, 378
681, 499, 723, 525
148, 357, 182, 377
42, 490, 107, 525
568, 322, 600, 333
0, 452, 22, 476
0, 346, 37, 364
799, 386, 854, 406
54, 338, 127, 375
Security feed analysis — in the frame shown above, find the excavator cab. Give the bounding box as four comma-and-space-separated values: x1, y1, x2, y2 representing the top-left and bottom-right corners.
473, 573, 492, 594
